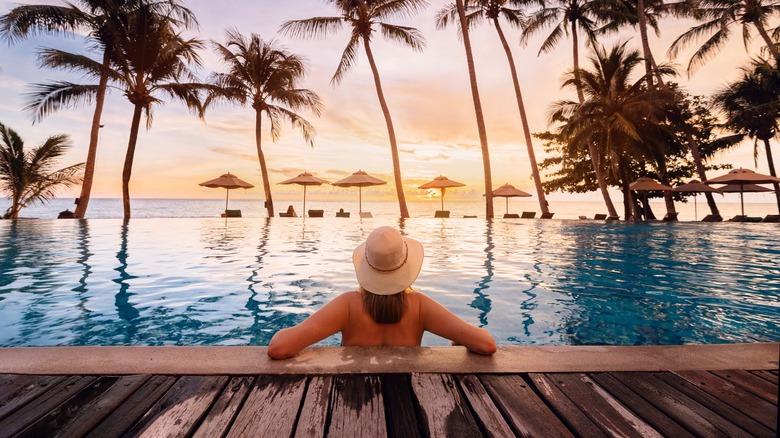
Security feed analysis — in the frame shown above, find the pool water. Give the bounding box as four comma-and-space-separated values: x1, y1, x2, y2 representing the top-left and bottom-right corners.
0, 218, 778, 347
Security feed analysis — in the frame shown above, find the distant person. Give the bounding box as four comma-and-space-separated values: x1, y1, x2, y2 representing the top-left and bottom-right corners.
286, 205, 297, 217
268, 226, 497, 359
338, 208, 345, 214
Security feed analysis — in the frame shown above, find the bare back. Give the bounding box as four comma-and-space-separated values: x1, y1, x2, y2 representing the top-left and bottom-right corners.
340, 290, 424, 347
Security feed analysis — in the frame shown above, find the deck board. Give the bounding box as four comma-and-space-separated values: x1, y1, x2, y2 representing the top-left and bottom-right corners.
0, 369, 775, 437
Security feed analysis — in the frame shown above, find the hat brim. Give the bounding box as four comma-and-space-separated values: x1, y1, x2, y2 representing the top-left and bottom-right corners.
353, 237, 424, 295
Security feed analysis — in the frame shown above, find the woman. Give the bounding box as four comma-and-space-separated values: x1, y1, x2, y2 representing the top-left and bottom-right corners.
267, 226, 497, 359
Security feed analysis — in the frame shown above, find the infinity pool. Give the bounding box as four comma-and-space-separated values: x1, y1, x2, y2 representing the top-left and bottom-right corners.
0, 218, 778, 347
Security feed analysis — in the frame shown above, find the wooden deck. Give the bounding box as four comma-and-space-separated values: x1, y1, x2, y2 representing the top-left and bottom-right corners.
0, 369, 776, 437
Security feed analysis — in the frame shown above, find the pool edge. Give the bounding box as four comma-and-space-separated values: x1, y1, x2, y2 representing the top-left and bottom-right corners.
0, 343, 777, 375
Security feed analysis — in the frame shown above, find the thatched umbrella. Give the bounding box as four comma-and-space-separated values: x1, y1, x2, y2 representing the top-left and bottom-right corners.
491, 183, 532, 215
629, 177, 672, 220
706, 168, 780, 215
332, 170, 386, 213
199, 172, 254, 213
278, 172, 329, 213
672, 180, 722, 220
419, 175, 466, 211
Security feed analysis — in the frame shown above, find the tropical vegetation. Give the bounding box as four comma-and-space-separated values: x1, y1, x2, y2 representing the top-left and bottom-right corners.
0, 122, 83, 219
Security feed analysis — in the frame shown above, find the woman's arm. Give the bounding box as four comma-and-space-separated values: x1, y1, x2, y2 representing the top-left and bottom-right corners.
419, 293, 497, 355
267, 292, 352, 359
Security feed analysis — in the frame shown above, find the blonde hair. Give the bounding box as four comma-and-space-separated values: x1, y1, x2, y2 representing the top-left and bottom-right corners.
360, 287, 410, 324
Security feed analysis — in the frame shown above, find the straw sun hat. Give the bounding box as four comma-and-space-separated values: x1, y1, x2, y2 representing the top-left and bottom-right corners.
353, 226, 424, 295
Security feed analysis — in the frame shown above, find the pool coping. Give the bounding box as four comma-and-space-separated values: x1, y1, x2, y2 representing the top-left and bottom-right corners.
0, 343, 776, 375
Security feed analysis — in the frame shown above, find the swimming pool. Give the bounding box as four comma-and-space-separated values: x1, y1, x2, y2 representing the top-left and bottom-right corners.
0, 218, 777, 347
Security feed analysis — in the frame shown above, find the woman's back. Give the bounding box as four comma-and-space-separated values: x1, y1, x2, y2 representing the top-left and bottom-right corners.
340, 291, 424, 347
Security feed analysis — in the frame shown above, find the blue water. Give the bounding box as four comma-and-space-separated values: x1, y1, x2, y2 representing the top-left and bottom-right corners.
0, 217, 778, 347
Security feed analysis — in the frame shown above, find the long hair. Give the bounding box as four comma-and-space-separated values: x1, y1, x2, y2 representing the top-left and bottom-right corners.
361, 287, 408, 324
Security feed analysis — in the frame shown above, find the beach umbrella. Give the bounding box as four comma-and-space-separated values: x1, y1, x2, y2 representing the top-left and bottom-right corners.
199, 172, 254, 213
490, 183, 532, 215
419, 175, 466, 211
705, 168, 780, 215
332, 170, 387, 213
629, 177, 672, 220
672, 179, 722, 220
278, 172, 329, 213
717, 183, 774, 193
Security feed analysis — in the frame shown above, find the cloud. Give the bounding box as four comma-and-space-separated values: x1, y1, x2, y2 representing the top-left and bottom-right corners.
206, 145, 256, 162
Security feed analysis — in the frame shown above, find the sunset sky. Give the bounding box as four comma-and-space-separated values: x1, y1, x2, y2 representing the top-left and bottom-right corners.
0, 0, 776, 203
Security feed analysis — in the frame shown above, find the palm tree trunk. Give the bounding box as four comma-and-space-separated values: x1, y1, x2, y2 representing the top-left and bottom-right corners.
763, 138, 780, 213
362, 40, 409, 219
688, 131, 720, 217
457, 0, 494, 219
753, 20, 780, 65
256, 111, 274, 218
571, 21, 585, 103
637, 0, 655, 89
74, 49, 110, 219
492, 18, 549, 216
122, 104, 144, 220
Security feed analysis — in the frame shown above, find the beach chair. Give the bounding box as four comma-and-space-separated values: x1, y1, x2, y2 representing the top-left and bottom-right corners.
278, 212, 294, 217
221, 209, 242, 218
521, 211, 536, 219
359, 212, 373, 218
463, 215, 477, 218
434, 210, 450, 218
540, 212, 555, 219
606, 215, 620, 221
57, 210, 76, 219
308, 209, 324, 218
701, 214, 722, 222
594, 214, 607, 220
762, 214, 780, 223
662, 212, 679, 222
335, 210, 350, 218
579, 215, 588, 220
503, 213, 520, 218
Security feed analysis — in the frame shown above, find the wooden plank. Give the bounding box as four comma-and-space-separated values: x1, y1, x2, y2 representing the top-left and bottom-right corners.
412, 373, 482, 437
587, 373, 693, 437
0, 375, 36, 402
0, 376, 96, 438
0, 375, 65, 421
193, 376, 255, 438
711, 369, 778, 404
528, 373, 605, 437
50, 375, 150, 438
328, 375, 387, 437
226, 375, 306, 437
123, 375, 227, 438
86, 375, 178, 438
668, 371, 776, 434
612, 372, 751, 438
455, 374, 514, 437
544, 373, 658, 438
294, 376, 332, 438
751, 370, 778, 384
381, 374, 422, 438
480, 374, 573, 437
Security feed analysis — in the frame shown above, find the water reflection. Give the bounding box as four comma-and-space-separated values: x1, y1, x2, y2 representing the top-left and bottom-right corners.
470, 219, 493, 327
113, 220, 140, 338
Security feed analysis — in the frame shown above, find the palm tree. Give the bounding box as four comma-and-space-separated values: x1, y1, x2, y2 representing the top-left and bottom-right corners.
0, 122, 84, 219
523, 0, 620, 218
1, 0, 196, 219
207, 30, 323, 218
669, 0, 780, 73
25, 6, 206, 219
549, 41, 676, 220
712, 57, 780, 212
280, 0, 428, 219
437, 0, 549, 217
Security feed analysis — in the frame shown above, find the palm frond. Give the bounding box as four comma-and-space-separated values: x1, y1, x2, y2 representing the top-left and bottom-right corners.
379, 23, 426, 50
0, 4, 87, 42
332, 33, 361, 85
279, 16, 344, 40
24, 82, 101, 123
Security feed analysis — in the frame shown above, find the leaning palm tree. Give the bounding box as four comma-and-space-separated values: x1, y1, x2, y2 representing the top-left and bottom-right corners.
25, 7, 207, 219
669, 0, 780, 73
207, 30, 323, 218
1, 0, 197, 219
437, 0, 549, 217
0, 122, 84, 219
523, 0, 621, 218
280, 0, 428, 219
712, 57, 780, 212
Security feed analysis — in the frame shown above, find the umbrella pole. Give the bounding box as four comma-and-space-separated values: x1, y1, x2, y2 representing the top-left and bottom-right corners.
303, 186, 307, 215
359, 187, 363, 213
740, 184, 745, 216
225, 189, 230, 213
694, 193, 698, 221
441, 188, 445, 211
505, 197, 509, 215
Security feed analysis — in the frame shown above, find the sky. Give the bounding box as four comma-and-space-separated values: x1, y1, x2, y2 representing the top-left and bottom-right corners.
0, 0, 776, 203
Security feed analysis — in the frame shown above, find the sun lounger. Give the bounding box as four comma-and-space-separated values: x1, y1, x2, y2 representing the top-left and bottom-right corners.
308, 209, 324, 218
221, 209, 242, 218
540, 212, 555, 219
463, 215, 477, 218
503, 213, 520, 218
701, 214, 722, 222
521, 211, 536, 219
359, 212, 373, 218
662, 212, 679, 222
606, 215, 620, 221
335, 211, 350, 218
278, 212, 295, 217
434, 210, 450, 218
594, 214, 607, 220
762, 214, 780, 223
579, 215, 588, 220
